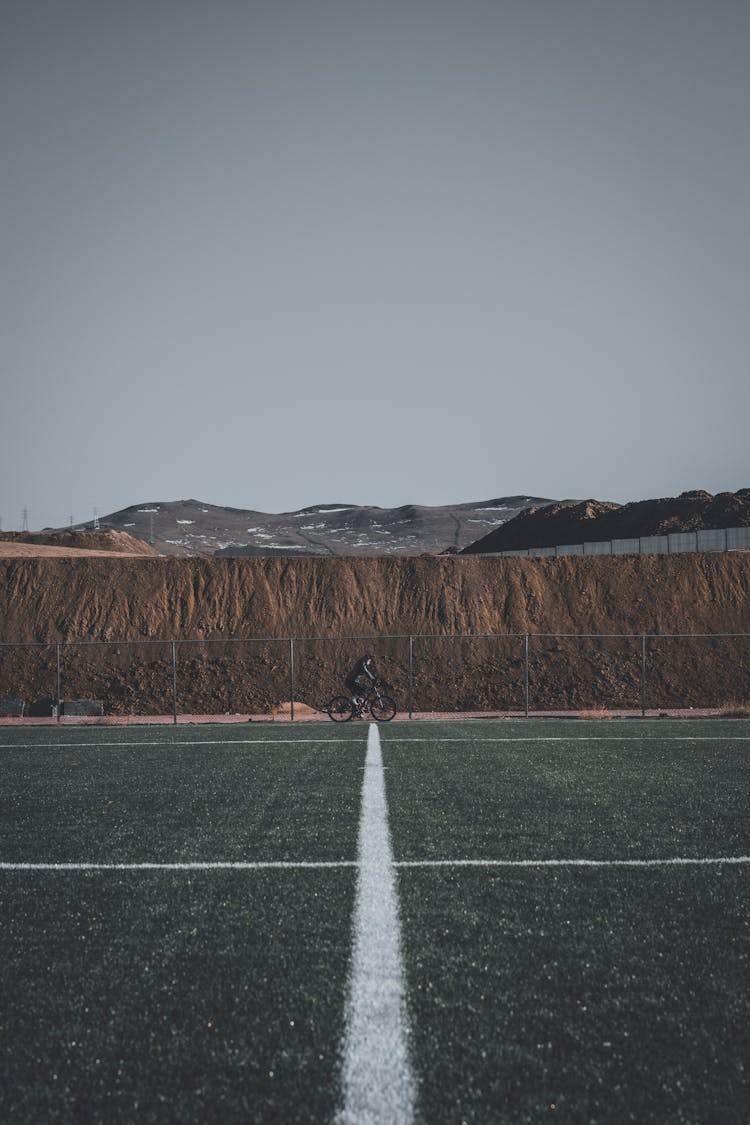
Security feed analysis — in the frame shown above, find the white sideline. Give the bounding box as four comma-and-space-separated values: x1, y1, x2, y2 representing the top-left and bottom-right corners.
337, 724, 416, 1125
4, 735, 750, 753
395, 856, 750, 868
0, 738, 361, 749
1, 857, 747, 872
386, 736, 750, 743
0, 861, 355, 870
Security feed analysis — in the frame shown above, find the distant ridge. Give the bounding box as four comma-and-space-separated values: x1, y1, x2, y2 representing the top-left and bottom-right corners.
59, 496, 559, 557
461, 489, 750, 554
0, 530, 158, 558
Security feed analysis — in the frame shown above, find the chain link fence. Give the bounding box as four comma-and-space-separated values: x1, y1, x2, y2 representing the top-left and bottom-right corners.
1, 633, 749, 721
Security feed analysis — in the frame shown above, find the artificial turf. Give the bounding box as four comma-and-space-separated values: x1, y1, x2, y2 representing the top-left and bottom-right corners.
382, 719, 750, 1123
0, 727, 364, 863
0, 725, 363, 1122
397, 865, 748, 1124
0, 869, 355, 1123
382, 719, 749, 861
1, 719, 748, 1123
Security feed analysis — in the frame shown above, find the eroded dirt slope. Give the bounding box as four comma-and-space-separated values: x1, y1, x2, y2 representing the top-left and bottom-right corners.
1, 554, 747, 714
1, 553, 748, 643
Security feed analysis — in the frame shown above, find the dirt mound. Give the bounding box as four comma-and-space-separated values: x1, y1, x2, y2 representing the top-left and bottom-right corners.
0, 531, 158, 558
1, 553, 747, 642
1, 554, 748, 714
462, 489, 750, 553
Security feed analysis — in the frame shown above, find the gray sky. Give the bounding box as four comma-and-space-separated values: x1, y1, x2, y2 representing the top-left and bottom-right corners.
2, 0, 749, 531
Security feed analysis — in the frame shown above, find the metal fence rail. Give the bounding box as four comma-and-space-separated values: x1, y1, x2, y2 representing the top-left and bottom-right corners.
479, 525, 750, 557
1, 632, 748, 721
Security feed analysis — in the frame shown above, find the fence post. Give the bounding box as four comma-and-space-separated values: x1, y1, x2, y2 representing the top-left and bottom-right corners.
408, 635, 414, 719
289, 637, 295, 722
55, 643, 61, 723
524, 634, 529, 719
171, 640, 178, 724
641, 634, 647, 717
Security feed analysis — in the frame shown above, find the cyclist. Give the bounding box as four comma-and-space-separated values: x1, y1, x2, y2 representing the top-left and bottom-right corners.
345, 654, 377, 714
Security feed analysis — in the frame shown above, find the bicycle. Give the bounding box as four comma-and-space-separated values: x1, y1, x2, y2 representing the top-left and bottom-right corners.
326, 678, 398, 722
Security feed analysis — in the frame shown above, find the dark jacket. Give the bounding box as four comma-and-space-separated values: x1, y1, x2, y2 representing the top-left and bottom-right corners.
345, 656, 376, 692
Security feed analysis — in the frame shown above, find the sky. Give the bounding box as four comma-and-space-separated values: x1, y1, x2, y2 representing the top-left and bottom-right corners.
2, 0, 749, 531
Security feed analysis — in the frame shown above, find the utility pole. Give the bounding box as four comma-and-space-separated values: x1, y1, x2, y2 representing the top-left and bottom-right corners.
93, 507, 100, 530
21, 508, 29, 532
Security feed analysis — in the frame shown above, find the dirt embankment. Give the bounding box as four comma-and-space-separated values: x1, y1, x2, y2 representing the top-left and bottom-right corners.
0, 553, 748, 643
464, 488, 750, 553
0, 531, 159, 558
1, 554, 748, 715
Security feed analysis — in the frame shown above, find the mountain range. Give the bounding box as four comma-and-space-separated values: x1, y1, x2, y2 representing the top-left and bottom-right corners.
60, 496, 557, 557
22, 488, 746, 559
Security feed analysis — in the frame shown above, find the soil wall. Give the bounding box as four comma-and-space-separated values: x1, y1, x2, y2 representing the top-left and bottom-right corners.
1, 554, 748, 714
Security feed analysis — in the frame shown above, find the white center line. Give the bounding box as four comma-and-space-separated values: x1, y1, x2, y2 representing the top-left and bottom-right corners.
337, 724, 416, 1125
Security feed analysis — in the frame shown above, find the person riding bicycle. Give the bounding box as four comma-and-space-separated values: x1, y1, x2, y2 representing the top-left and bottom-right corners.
345, 654, 377, 714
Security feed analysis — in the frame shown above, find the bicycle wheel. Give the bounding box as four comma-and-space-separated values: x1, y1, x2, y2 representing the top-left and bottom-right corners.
370, 695, 397, 721
327, 696, 354, 722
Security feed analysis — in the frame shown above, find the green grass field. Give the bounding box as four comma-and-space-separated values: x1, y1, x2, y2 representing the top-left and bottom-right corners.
0, 719, 748, 1122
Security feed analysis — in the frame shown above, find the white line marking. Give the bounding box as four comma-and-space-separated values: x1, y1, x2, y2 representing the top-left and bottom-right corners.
0, 861, 356, 870
384, 736, 750, 743
2, 859, 747, 873
395, 856, 750, 868
0, 738, 361, 750
337, 724, 416, 1125
3, 734, 750, 752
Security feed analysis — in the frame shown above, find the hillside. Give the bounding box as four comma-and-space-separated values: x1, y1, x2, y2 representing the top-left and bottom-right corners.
1, 554, 748, 714
462, 489, 750, 553
0, 531, 159, 558
59, 496, 558, 557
